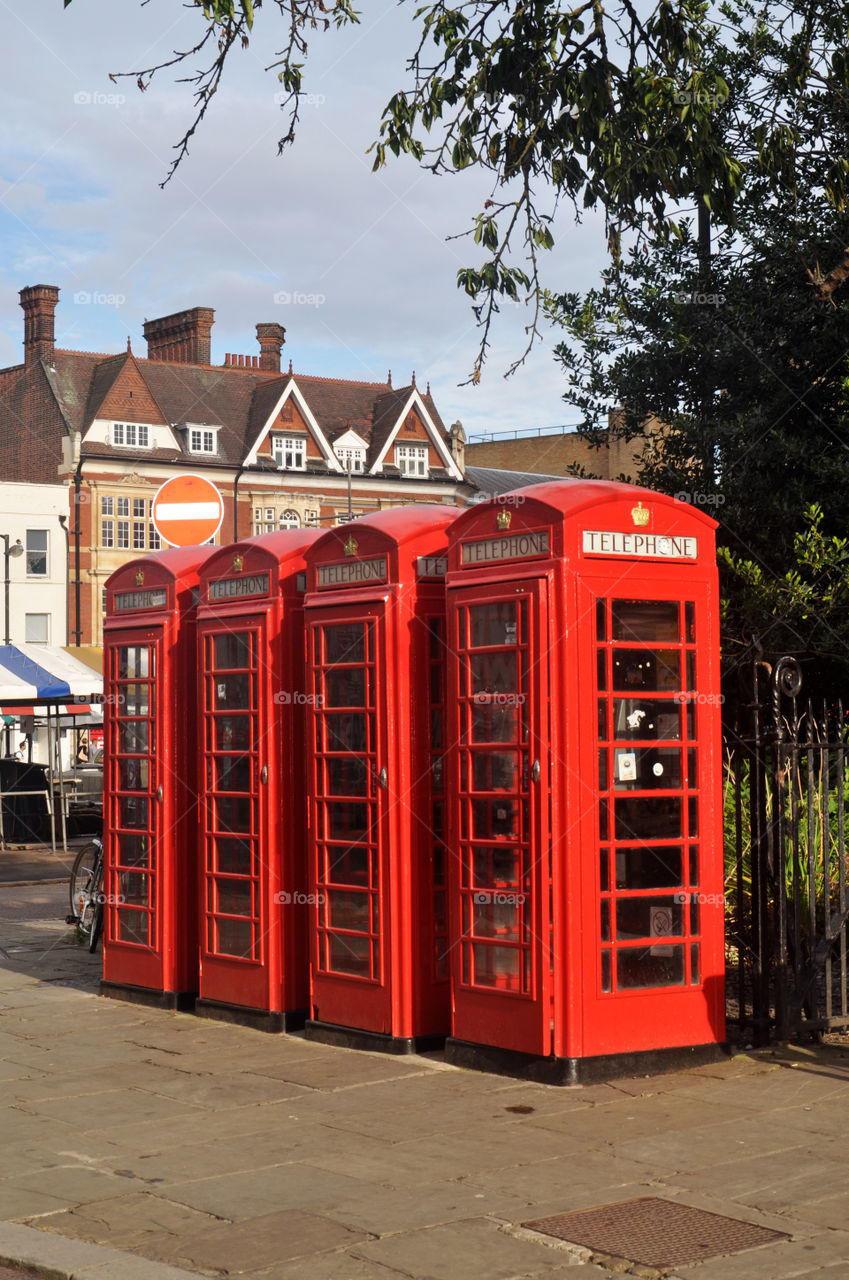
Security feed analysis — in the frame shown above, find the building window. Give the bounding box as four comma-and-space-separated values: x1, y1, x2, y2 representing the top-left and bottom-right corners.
102, 521, 114, 548
279, 510, 300, 530
112, 423, 151, 448
25, 530, 48, 576
395, 444, 428, 477
149, 501, 161, 550
117, 497, 130, 519
189, 427, 217, 454
272, 435, 307, 470
336, 447, 365, 473
133, 522, 146, 550
25, 613, 49, 643
117, 520, 130, 550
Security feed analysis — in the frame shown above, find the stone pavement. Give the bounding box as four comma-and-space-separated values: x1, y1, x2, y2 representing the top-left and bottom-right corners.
1, 911, 849, 1279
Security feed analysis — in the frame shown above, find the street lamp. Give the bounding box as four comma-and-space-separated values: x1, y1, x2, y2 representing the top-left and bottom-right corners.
1, 535, 24, 646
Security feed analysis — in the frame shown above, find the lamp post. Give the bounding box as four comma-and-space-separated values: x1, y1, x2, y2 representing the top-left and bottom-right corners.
1, 534, 25, 646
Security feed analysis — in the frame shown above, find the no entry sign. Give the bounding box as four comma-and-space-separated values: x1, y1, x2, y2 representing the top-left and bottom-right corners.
152, 474, 224, 547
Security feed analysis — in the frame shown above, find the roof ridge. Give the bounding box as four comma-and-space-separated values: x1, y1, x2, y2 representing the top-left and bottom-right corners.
291, 372, 393, 390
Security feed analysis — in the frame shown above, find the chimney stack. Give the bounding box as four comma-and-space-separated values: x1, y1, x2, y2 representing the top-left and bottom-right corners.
256, 322, 286, 373
143, 306, 214, 364
20, 285, 60, 367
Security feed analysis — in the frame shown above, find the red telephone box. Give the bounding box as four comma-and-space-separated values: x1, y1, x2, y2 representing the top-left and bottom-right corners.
303, 506, 454, 1052
444, 481, 725, 1082
194, 530, 320, 1029
102, 547, 216, 1008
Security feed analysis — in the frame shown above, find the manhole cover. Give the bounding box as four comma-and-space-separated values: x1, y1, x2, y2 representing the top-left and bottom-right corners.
523, 1197, 790, 1268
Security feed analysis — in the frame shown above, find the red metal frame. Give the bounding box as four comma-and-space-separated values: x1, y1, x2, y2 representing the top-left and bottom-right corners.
195, 530, 320, 1025
102, 548, 216, 1004
445, 481, 725, 1073
303, 506, 454, 1047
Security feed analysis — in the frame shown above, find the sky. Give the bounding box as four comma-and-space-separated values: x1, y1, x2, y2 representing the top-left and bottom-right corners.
0, 0, 609, 439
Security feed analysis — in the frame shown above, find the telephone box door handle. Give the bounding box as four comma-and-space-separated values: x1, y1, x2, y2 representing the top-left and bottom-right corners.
377, 767, 388, 790
155, 784, 163, 802
261, 765, 268, 784
532, 759, 540, 784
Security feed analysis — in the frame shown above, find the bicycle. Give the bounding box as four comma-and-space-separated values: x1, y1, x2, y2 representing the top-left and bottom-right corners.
67, 837, 105, 953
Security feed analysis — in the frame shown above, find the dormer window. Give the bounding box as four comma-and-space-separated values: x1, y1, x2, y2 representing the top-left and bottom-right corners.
189, 427, 218, 454
272, 435, 306, 470
112, 422, 150, 448
395, 443, 428, 477
336, 446, 365, 473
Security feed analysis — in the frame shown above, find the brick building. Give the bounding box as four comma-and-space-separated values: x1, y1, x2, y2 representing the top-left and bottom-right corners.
465, 416, 659, 480
0, 286, 467, 644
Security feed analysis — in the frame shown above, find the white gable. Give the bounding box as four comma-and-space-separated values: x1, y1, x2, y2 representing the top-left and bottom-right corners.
369, 390, 462, 480
244, 380, 342, 471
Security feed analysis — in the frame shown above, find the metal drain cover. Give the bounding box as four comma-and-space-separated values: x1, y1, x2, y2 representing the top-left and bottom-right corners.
523, 1197, 789, 1268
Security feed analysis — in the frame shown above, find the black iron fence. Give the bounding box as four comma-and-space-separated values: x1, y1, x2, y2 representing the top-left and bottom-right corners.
724, 656, 849, 1044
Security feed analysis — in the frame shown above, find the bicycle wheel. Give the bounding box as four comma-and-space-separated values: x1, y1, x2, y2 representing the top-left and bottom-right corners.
69, 842, 101, 939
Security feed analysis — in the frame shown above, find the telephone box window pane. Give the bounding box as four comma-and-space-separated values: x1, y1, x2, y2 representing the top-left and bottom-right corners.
613, 747, 682, 791
473, 896, 521, 940
118, 910, 149, 945
612, 650, 680, 692
617, 945, 685, 988
120, 872, 150, 904
690, 943, 700, 983
688, 749, 698, 787
612, 600, 679, 643
472, 751, 519, 792
215, 674, 252, 709
328, 932, 371, 976
615, 895, 684, 941
685, 601, 696, 642
469, 602, 517, 648
325, 667, 366, 708
690, 897, 700, 936
118, 834, 149, 867
325, 624, 367, 664
119, 796, 148, 828
615, 846, 683, 889
123, 684, 150, 716
119, 721, 148, 753
615, 797, 682, 840
689, 846, 699, 885
599, 847, 609, 890
613, 699, 681, 740
215, 878, 252, 916
328, 845, 369, 885
216, 837, 252, 876
601, 949, 612, 992
328, 802, 370, 841
473, 845, 521, 886
686, 701, 696, 738
600, 899, 611, 942
327, 757, 369, 796
118, 647, 150, 678
215, 716, 251, 751
323, 712, 368, 752
597, 649, 607, 691
598, 750, 609, 790
686, 650, 696, 689
430, 708, 443, 750
598, 699, 608, 740
328, 889, 370, 931
213, 633, 254, 669
471, 703, 518, 743
472, 796, 519, 839
215, 756, 251, 792
599, 799, 609, 841
216, 796, 252, 833
119, 759, 149, 791
688, 797, 699, 836
472, 943, 521, 990
470, 652, 518, 694
215, 919, 253, 957
596, 599, 606, 640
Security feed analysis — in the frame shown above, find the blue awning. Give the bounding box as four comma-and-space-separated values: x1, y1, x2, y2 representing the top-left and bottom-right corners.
0, 645, 103, 703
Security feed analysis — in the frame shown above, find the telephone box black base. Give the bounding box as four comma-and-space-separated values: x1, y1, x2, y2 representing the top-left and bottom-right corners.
445, 1037, 730, 1085
305, 1019, 445, 1056
100, 980, 196, 1013
194, 998, 307, 1033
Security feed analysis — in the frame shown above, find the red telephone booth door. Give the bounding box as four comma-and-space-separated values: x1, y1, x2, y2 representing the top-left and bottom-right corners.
448, 579, 552, 1055
199, 623, 271, 1007
309, 607, 391, 1033
104, 629, 164, 990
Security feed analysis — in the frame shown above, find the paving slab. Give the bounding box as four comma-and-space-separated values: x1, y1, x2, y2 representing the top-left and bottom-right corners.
355, 1216, 586, 1280
161, 1162, 375, 1221
31, 1191, 223, 1250
149, 1208, 371, 1273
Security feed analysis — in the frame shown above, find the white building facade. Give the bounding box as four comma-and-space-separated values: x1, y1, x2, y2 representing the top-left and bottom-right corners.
0, 482, 69, 647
